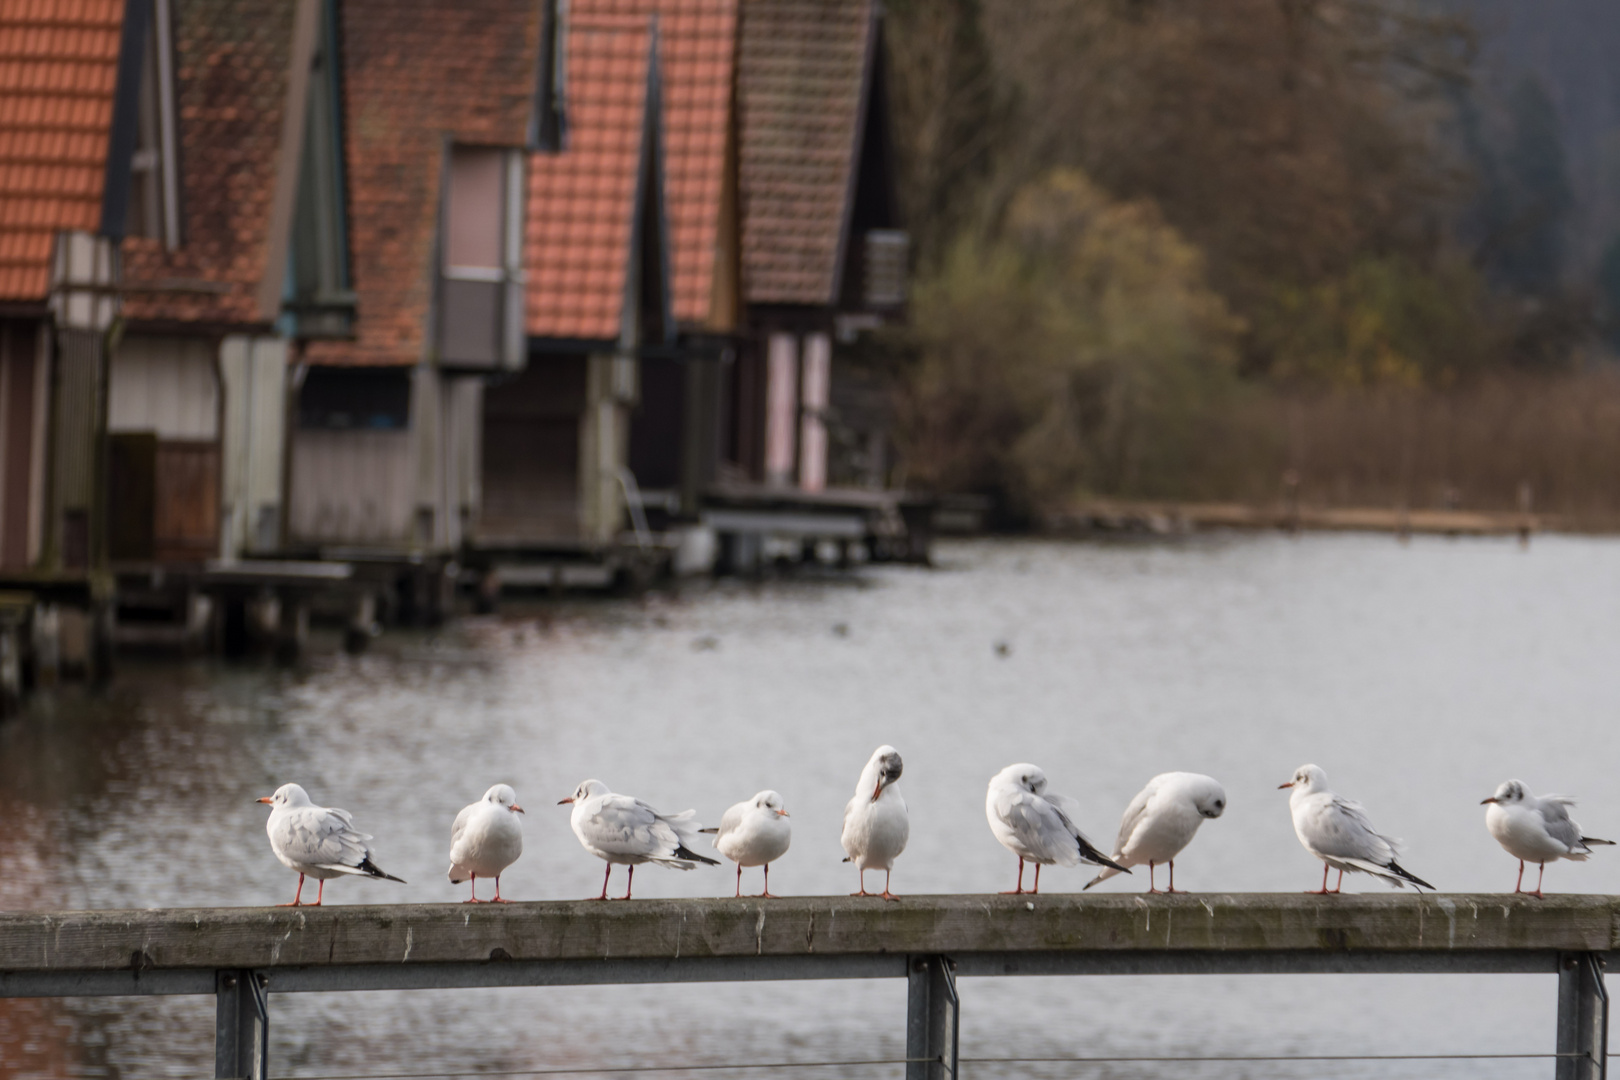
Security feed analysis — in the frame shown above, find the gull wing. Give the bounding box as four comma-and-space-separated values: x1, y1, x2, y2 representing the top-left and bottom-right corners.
277, 805, 373, 873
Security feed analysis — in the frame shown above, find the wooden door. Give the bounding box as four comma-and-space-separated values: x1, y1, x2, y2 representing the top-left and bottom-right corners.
154, 440, 220, 562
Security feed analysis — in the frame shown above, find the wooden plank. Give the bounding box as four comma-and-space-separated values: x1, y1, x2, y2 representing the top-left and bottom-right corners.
1, 894, 1615, 975
154, 439, 219, 561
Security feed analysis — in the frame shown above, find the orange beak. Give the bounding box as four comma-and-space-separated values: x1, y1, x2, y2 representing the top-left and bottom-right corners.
1480, 796, 1498, 804
510, 804, 526, 814
870, 782, 883, 803
557, 796, 575, 805
256, 796, 274, 804
777, 809, 790, 817
1277, 782, 1295, 789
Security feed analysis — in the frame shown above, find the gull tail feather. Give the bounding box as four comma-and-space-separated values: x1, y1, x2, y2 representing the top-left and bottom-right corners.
1083, 863, 1126, 890
698, 827, 719, 834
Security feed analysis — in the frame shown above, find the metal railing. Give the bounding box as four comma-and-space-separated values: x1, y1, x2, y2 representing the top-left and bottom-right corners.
0, 893, 1610, 1080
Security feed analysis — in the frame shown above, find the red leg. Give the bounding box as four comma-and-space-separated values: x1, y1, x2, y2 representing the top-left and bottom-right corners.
760, 863, 779, 899
1514, 860, 1524, 893
735, 862, 742, 898
1332, 869, 1344, 894
1148, 862, 1158, 893
851, 867, 871, 896
313, 879, 325, 906
1032, 863, 1041, 894
879, 868, 899, 902
1000, 858, 1026, 894
464, 873, 483, 904
278, 873, 307, 907
1307, 863, 1331, 894
617, 864, 634, 900
1166, 861, 1178, 894
492, 876, 512, 903
596, 863, 612, 901
1531, 862, 1545, 899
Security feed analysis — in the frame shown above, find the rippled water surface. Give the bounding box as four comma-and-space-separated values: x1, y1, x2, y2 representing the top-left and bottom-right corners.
5, 533, 1620, 1078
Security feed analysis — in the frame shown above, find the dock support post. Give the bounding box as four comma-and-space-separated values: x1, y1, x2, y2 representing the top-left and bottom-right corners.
215, 969, 268, 1080
906, 954, 958, 1080
273, 594, 307, 666
1557, 952, 1607, 1080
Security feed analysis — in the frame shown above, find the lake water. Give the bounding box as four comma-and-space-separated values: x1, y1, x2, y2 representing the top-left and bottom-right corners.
4, 532, 1620, 1079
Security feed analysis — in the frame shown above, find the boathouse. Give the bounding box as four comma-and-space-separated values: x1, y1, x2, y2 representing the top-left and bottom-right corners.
469, 12, 673, 583
290, 0, 545, 612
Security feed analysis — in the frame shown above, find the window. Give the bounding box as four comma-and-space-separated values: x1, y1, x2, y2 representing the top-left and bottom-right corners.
297, 368, 411, 431
439, 145, 525, 370
128, 0, 180, 247
284, 0, 355, 338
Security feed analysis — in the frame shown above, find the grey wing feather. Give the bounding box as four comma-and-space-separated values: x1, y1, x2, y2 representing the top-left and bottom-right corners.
1111, 782, 1156, 856
1315, 795, 1398, 864
1538, 797, 1589, 851
284, 806, 372, 870
712, 803, 747, 843
450, 803, 474, 848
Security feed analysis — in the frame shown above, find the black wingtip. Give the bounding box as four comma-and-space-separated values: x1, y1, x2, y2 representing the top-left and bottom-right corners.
1387, 860, 1434, 891
1584, 837, 1617, 846
698, 827, 718, 834
360, 857, 407, 884
1079, 838, 1131, 874
675, 844, 721, 866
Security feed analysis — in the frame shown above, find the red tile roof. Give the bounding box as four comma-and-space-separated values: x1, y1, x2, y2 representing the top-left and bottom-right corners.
121, 0, 301, 326
524, 15, 654, 342
572, 0, 736, 329
737, 0, 871, 306
305, 0, 540, 366
0, 0, 123, 302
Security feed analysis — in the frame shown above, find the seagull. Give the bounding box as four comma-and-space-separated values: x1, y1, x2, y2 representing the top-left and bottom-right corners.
1279, 764, 1433, 893
558, 779, 718, 900
985, 763, 1129, 894
1084, 772, 1225, 893
257, 783, 405, 906
841, 746, 910, 900
1482, 779, 1614, 898
448, 784, 526, 903
700, 790, 792, 898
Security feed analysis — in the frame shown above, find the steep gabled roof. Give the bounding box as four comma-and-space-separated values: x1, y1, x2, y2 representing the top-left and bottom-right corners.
525, 15, 669, 344
736, 0, 873, 306
304, 0, 540, 367
571, 0, 736, 329
120, 0, 305, 327
0, 0, 124, 303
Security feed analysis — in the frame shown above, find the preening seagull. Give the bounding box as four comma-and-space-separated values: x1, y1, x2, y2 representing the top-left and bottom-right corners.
841, 745, 910, 900
1482, 779, 1614, 898
985, 763, 1129, 894
447, 783, 525, 903
700, 789, 792, 898
257, 783, 405, 906
1084, 772, 1225, 893
558, 779, 718, 900
1280, 764, 1434, 893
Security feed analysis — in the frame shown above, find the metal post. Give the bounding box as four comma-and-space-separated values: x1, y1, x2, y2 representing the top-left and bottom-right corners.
1557, 952, 1607, 1080
906, 955, 958, 1080
215, 969, 268, 1080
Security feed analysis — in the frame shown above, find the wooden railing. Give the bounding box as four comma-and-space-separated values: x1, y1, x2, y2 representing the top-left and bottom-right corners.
1, 893, 1612, 1079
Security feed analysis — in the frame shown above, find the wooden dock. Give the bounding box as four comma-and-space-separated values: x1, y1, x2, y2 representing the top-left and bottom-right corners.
0, 894, 1612, 1079
1050, 499, 1545, 537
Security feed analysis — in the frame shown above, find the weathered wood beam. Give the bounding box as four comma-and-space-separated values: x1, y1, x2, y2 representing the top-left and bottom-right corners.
1, 893, 1615, 975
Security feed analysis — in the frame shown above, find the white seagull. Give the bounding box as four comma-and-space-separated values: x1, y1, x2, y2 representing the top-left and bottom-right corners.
701, 790, 792, 898
1084, 772, 1225, 893
985, 763, 1129, 894
841, 745, 909, 900
1279, 764, 1433, 893
448, 783, 526, 903
558, 779, 718, 900
1482, 779, 1613, 898
257, 783, 405, 906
